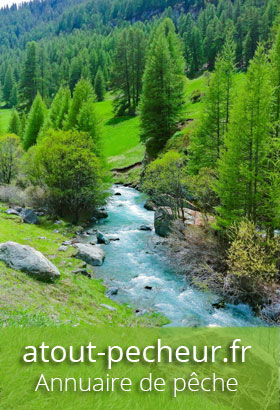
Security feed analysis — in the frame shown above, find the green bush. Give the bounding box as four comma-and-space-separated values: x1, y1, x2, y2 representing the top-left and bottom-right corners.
227, 220, 278, 281
25, 129, 108, 223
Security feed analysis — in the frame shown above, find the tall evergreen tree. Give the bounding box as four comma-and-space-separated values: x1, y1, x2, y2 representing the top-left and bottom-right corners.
23, 93, 46, 150
18, 42, 39, 112
111, 26, 146, 115
65, 78, 100, 153
140, 19, 185, 159
94, 67, 106, 102
10, 84, 18, 107
188, 37, 235, 174
2, 66, 15, 107
216, 45, 279, 232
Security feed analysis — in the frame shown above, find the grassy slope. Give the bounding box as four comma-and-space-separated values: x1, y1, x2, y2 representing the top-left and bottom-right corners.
0, 108, 12, 133
95, 98, 145, 170
0, 208, 166, 328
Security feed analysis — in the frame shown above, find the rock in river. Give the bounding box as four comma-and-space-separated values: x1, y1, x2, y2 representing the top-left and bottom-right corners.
97, 230, 110, 245
0, 241, 60, 281
74, 243, 105, 266
139, 225, 152, 231
106, 287, 119, 297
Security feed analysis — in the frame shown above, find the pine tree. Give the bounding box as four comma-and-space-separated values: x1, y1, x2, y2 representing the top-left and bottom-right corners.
111, 26, 146, 115
23, 94, 46, 150
140, 19, 185, 159
65, 78, 95, 130
2, 66, 15, 107
18, 42, 39, 112
216, 45, 279, 232
10, 84, 18, 107
42, 86, 70, 133
188, 37, 235, 174
8, 110, 22, 137
69, 57, 82, 94
94, 67, 105, 102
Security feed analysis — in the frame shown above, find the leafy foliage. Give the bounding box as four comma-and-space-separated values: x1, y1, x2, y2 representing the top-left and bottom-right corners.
25, 130, 107, 223
0, 134, 22, 184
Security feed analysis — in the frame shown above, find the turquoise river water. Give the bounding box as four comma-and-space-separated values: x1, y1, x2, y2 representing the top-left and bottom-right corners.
89, 185, 262, 327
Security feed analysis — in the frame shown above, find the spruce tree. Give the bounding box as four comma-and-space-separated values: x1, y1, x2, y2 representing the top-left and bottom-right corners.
18, 42, 39, 112
140, 19, 185, 159
94, 67, 105, 102
2, 66, 14, 107
8, 110, 22, 137
23, 94, 46, 150
65, 78, 95, 130
10, 84, 18, 107
216, 45, 279, 232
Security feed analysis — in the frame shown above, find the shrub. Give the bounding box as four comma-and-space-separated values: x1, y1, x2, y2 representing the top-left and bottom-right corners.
227, 220, 278, 281
225, 219, 279, 305
0, 185, 23, 205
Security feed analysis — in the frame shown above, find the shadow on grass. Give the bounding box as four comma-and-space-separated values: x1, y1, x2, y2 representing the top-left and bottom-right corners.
106, 116, 135, 126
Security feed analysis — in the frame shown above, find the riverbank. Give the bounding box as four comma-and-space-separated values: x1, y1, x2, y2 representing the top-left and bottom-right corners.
0, 201, 166, 328
151, 217, 280, 325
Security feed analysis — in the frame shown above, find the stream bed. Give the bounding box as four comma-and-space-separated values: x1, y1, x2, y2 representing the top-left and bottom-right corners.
88, 186, 262, 327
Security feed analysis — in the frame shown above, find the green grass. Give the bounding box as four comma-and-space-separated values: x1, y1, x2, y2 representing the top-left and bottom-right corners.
0, 108, 12, 133
95, 98, 145, 170
0, 205, 167, 328
184, 74, 208, 121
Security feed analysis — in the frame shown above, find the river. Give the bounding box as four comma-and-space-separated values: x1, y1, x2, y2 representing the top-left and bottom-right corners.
88, 185, 262, 327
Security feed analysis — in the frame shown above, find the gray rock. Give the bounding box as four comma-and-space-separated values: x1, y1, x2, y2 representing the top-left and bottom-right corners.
93, 209, 108, 219
6, 208, 20, 216
74, 243, 105, 266
154, 209, 173, 237
36, 212, 45, 217
100, 304, 117, 312
62, 241, 72, 246
144, 200, 156, 211
106, 287, 119, 297
139, 225, 152, 231
14, 206, 22, 213
72, 269, 91, 279
97, 231, 110, 245
0, 241, 60, 281
20, 208, 38, 225
58, 245, 68, 252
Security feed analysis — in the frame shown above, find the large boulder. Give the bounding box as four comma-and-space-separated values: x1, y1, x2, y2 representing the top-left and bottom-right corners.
97, 231, 110, 245
20, 208, 38, 225
74, 243, 105, 266
0, 241, 60, 281
154, 208, 173, 237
